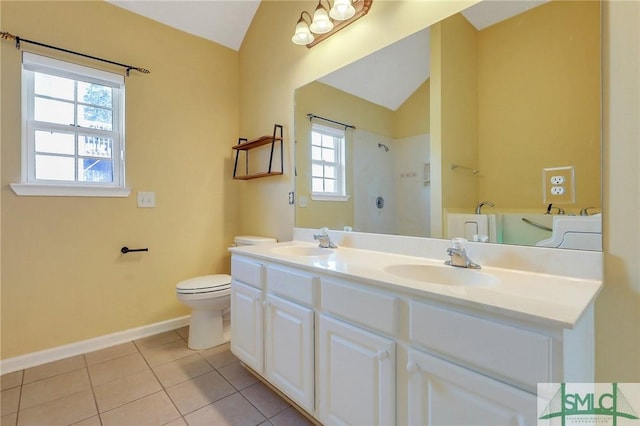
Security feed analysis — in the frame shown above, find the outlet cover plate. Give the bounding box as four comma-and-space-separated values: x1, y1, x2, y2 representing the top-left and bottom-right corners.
543, 166, 575, 204
137, 191, 156, 208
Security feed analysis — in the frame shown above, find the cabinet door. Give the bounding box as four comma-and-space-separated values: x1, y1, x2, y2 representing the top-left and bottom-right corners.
264, 294, 314, 412
318, 314, 395, 426
407, 349, 536, 426
230, 280, 263, 372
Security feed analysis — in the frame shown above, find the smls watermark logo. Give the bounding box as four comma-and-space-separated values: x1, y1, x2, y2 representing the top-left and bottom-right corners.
538, 383, 640, 426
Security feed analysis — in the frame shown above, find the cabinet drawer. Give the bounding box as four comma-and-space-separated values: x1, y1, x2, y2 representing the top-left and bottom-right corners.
321, 278, 398, 336
266, 265, 316, 306
231, 256, 264, 289
409, 300, 552, 388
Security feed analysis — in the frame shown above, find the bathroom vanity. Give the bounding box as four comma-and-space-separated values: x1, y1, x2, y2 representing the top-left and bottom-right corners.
228, 230, 602, 425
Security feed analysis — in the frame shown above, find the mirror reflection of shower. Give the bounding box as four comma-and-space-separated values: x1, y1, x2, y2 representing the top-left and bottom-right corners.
378, 143, 390, 152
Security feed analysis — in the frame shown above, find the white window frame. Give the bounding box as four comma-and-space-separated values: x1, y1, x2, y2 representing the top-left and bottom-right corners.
11, 52, 130, 197
310, 123, 349, 201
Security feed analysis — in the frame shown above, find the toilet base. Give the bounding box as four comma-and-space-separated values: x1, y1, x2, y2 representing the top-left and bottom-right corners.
188, 309, 228, 350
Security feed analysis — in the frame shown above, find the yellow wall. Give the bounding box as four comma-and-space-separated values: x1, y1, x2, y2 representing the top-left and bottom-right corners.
394, 78, 430, 139
0, 1, 240, 358
598, 0, 640, 381
478, 0, 601, 210
239, 0, 639, 382
431, 12, 480, 235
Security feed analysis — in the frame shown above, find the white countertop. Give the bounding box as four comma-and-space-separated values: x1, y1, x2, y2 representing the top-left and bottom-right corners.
229, 240, 603, 329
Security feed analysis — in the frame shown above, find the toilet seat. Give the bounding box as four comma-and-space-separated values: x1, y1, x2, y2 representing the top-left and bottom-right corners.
176, 274, 231, 295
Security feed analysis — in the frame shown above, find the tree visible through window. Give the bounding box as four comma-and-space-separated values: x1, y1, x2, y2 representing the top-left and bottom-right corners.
311, 123, 346, 198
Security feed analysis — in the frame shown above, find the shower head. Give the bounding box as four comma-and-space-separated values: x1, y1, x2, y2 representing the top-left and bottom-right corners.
378, 143, 389, 152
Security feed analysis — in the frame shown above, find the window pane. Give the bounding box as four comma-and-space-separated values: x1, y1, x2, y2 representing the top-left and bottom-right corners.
312, 178, 324, 192
78, 105, 113, 130
324, 165, 336, 179
322, 148, 335, 162
312, 132, 322, 145
78, 82, 112, 108
325, 179, 336, 193
312, 146, 322, 161
34, 97, 74, 125
322, 138, 335, 149
34, 73, 74, 101
312, 164, 324, 177
79, 158, 113, 183
34, 131, 75, 155
79, 135, 113, 158
35, 155, 75, 181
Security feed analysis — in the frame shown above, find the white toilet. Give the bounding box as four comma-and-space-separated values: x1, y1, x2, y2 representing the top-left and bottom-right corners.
176, 235, 276, 350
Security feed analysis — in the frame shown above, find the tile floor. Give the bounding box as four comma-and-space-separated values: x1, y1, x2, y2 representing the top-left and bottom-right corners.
1, 327, 314, 426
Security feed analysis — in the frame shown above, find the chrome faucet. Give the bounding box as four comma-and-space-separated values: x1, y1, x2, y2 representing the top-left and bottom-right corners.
445, 238, 481, 269
313, 228, 337, 248
475, 201, 495, 214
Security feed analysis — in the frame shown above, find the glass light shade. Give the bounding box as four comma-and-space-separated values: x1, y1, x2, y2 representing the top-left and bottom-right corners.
329, 0, 356, 20
292, 21, 315, 45
309, 7, 334, 34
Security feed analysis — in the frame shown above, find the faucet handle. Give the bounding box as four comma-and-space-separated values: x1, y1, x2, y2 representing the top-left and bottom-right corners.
580, 207, 595, 216
451, 237, 468, 250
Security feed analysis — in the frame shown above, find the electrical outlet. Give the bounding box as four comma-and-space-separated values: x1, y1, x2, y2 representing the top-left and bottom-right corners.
543, 166, 575, 204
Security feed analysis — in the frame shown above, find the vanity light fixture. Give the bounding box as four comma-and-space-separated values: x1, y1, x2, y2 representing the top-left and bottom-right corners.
291, 0, 373, 48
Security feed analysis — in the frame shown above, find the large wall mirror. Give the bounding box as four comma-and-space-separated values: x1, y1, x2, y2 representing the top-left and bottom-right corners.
294, 0, 602, 250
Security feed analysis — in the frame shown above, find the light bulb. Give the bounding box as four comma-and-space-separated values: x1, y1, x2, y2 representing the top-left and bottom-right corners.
291, 20, 314, 45
330, 0, 355, 20
309, 5, 334, 34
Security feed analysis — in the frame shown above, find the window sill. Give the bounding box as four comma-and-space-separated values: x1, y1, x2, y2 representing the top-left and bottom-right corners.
10, 183, 132, 197
311, 194, 351, 202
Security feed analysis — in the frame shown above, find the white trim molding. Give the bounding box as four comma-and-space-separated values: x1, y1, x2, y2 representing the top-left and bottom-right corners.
0, 316, 189, 375
10, 183, 131, 197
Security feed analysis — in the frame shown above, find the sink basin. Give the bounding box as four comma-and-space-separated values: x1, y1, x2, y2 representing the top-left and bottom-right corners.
384, 264, 499, 287
270, 246, 334, 257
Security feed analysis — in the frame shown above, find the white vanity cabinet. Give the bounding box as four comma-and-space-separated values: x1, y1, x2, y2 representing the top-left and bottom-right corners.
317, 314, 396, 426
264, 265, 316, 412
229, 250, 597, 426
406, 348, 536, 425
230, 257, 265, 373
231, 257, 317, 412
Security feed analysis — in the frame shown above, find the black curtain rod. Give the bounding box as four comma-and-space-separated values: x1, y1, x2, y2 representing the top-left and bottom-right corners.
307, 113, 356, 130
0, 31, 150, 76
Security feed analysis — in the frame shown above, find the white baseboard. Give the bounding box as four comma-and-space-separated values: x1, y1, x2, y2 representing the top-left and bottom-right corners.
0, 316, 190, 375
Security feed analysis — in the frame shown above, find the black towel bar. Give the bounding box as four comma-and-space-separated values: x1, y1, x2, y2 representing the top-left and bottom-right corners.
121, 247, 148, 254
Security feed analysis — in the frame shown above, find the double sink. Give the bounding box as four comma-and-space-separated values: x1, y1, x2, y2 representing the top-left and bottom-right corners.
269, 244, 497, 287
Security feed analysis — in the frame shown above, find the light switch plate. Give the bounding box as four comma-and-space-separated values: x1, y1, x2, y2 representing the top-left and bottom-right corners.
137, 191, 156, 208
543, 166, 575, 204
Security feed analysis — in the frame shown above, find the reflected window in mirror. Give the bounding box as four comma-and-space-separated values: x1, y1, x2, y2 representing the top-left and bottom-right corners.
311, 123, 348, 201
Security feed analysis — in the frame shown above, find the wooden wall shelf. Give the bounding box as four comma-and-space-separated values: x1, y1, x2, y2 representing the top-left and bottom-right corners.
233, 124, 284, 180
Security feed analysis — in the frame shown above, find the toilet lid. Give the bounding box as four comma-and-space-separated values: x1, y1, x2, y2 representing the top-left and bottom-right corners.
176, 274, 231, 294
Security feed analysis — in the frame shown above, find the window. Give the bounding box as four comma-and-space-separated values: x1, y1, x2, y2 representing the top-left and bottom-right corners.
11, 52, 129, 197
310, 123, 348, 201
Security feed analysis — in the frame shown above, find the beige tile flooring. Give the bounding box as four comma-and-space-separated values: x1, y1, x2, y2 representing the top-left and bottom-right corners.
1, 327, 313, 426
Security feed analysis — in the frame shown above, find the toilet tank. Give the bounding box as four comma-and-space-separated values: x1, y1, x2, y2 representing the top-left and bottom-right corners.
234, 235, 277, 246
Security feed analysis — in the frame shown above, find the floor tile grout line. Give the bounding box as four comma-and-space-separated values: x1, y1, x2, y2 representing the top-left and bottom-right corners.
83, 353, 104, 425
138, 346, 187, 422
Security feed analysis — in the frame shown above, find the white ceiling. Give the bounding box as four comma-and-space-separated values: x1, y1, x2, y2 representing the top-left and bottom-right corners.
107, 0, 549, 109
106, 0, 261, 51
